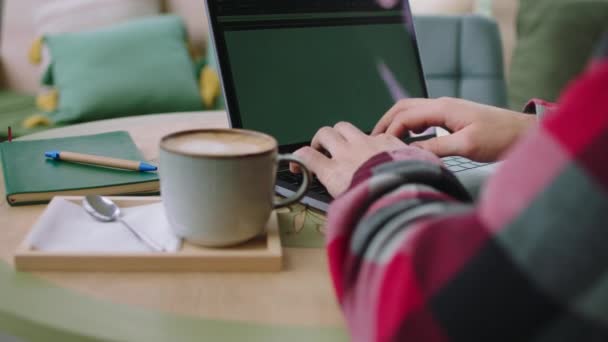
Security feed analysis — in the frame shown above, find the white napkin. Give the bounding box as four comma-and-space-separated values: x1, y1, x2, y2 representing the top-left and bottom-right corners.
26, 198, 182, 253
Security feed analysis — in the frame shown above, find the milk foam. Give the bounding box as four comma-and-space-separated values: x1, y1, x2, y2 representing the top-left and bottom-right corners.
176, 139, 264, 155
164, 131, 275, 156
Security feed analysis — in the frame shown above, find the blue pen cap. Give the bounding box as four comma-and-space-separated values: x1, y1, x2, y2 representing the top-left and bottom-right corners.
45, 150, 61, 159
138, 162, 158, 172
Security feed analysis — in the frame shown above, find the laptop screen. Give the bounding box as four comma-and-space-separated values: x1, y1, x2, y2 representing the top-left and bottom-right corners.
207, 0, 429, 148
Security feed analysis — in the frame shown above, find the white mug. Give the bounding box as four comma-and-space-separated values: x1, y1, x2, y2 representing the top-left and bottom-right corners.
159, 129, 310, 247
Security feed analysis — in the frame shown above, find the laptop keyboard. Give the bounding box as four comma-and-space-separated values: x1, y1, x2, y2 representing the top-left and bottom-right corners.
442, 156, 488, 172
277, 156, 487, 202
277, 167, 330, 196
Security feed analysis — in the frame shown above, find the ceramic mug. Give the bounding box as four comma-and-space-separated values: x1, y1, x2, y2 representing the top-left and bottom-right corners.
159, 129, 310, 247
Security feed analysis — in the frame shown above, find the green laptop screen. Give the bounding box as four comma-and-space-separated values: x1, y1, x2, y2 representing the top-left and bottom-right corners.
214, 1, 427, 146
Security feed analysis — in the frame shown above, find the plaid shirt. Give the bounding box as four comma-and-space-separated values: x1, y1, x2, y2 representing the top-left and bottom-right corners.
326, 37, 608, 341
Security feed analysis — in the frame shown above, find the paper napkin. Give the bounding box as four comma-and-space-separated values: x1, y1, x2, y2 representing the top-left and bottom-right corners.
26, 198, 181, 253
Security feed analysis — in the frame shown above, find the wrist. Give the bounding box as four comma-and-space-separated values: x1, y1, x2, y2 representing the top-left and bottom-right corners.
518, 112, 538, 132
523, 98, 558, 121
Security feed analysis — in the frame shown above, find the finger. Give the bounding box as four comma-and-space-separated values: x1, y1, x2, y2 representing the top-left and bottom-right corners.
411, 134, 467, 158
372, 98, 436, 135
311, 126, 346, 155
290, 147, 332, 177
385, 106, 449, 138
372, 101, 411, 135
333, 121, 365, 141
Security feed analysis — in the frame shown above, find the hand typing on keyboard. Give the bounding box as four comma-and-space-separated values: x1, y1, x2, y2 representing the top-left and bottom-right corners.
291, 122, 440, 197
372, 97, 536, 162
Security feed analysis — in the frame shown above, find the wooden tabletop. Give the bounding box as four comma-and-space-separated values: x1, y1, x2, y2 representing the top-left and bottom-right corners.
0, 112, 346, 342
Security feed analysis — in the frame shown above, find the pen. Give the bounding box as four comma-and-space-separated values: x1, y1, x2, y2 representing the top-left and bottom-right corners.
44, 150, 157, 172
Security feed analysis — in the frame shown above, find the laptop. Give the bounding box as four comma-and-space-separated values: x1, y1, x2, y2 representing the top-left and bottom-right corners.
205, 0, 495, 212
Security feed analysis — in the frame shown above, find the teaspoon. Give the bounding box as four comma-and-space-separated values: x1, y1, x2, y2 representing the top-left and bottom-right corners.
83, 195, 164, 252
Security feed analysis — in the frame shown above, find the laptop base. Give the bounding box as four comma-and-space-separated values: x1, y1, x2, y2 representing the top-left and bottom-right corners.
276, 157, 499, 213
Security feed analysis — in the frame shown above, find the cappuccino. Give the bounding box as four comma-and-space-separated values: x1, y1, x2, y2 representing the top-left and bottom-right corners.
159, 128, 310, 247
161, 130, 275, 157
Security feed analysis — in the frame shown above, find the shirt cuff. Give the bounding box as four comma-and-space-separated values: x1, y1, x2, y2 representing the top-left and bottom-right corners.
350, 150, 472, 202
350, 152, 394, 189
523, 98, 558, 121
349, 147, 444, 190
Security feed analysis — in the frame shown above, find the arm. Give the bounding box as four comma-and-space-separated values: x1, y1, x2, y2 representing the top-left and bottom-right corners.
326, 51, 608, 341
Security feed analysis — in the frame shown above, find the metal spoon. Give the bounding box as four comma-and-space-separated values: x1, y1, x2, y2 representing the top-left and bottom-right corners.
83, 195, 164, 252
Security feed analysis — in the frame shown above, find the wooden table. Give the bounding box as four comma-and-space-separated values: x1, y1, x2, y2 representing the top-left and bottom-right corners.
0, 112, 346, 342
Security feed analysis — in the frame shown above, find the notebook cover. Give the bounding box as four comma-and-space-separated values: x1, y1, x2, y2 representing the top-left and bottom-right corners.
0, 131, 159, 206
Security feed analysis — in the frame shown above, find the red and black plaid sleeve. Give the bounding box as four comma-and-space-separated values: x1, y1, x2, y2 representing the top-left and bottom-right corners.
326, 33, 608, 342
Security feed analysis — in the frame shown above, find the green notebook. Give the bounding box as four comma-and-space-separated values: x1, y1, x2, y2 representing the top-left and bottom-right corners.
0, 131, 159, 206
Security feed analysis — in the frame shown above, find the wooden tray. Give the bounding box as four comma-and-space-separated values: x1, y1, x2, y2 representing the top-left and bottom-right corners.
14, 197, 282, 272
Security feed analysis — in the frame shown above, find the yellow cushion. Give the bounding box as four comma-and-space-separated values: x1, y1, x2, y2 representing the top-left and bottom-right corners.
36, 89, 59, 112
22, 114, 52, 128
200, 66, 221, 109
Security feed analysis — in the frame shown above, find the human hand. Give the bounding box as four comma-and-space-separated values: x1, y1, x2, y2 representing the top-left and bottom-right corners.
372, 97, 537, 162
291, 122, 423, 197
292, 122, 407, 197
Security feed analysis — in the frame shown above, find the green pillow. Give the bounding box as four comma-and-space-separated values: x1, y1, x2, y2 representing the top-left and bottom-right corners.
508, 0, 608, 110
42, 15, 203, 124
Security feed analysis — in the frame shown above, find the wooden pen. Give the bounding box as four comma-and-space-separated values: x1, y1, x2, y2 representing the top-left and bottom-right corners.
44, 150, 157, 172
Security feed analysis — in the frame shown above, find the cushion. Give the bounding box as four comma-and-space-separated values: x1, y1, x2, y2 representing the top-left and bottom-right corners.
201, 41, 224, 110
34, 0, 161, 60
509, 0, 608, 110
0, 92, 61, 141
33, 0, 161, 91
35, 0, 160, 35
42, 15, 203, 124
